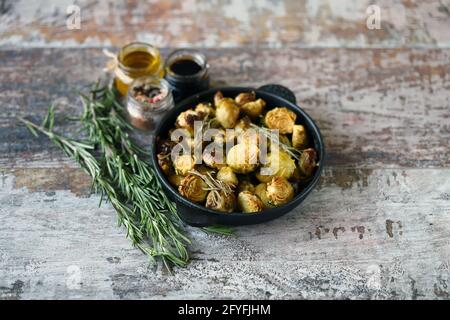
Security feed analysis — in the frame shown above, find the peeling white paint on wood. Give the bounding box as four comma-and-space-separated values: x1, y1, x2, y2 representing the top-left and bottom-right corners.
0, 0, 449, 48
0, 0, 449, 300
1, 168, 449, 299
0, 48, 449, 169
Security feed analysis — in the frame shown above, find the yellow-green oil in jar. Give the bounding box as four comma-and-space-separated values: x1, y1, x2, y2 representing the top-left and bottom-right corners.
114, 42, 164, 96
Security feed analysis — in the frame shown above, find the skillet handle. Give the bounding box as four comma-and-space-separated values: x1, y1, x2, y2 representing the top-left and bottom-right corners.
258, 84, 297, 104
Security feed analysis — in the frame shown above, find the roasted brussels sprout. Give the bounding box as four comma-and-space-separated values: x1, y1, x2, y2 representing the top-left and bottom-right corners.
226, 143, 259, 174
213, 128, 236, 146
212, 128, 226, 145
175, 109, 200, 134
237, 191, 264, 213
157, 153, 172, 176
279, 135, 292, 147
216, 166, 238, 187
237, 179, 255, 193
266, 177, 294, 206
235, 91, 256, 105
205, 190, 236, 212
170, 128, 193, 146
178, 174, 208, 203
196, 165, 216, 176
168, 174, 184, 187
214, 91, 224, 107
255, 171, 271, 183
290, 167, 302, 182
241, 99, 266, 119
237, 128, 260, 146
298, 148, 317, 177
202, 143, 226, 169
256, 150, 296, 182
157, 138, 175, 154
216, 98, 240, 128
173, 155, 196, 176
254, 183, 274, 209
265, 134, 291, 153
195, 102, 214, 118
170, 134, 194, 161
264, 107, 297, 134
292, 125, 308, 149
234, 116, 251, 133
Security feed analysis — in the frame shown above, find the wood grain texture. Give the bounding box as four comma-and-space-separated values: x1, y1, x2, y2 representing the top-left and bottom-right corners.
0, 48, 449, 168
0, 46, 449, 298
0, 3, 449, 298
0, 0, 449, 48
1, 167, 449, 299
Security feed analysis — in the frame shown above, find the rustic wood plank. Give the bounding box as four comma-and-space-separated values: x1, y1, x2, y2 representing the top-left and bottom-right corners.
0, 17, 449, 299
0, 0, 449, 48
0, 48, 449, 168
1, 167, 449, 299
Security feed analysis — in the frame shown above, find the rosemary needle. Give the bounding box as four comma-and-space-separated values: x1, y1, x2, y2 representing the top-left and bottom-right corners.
250, 123, 303, 161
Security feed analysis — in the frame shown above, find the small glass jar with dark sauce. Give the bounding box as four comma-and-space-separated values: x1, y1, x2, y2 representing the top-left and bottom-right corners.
164, 49, 210, 103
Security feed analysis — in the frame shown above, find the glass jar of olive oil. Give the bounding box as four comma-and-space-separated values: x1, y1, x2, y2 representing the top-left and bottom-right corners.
114, 42, 164, 96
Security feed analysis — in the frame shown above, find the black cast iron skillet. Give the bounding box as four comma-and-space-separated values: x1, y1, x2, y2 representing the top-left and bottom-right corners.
150, 85, 324, 227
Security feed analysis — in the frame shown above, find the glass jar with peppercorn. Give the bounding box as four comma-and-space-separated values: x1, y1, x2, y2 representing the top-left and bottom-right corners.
126, 76, 174, 131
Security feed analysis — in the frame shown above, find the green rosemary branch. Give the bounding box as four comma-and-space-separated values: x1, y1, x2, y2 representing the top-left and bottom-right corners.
20, 108, 188, 268
18, 84, 233, 270
78, 85, 190, 268
18, 116, 149, 253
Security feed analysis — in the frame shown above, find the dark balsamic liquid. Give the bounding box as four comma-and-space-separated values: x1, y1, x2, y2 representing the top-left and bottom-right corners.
169, 59, 202, 76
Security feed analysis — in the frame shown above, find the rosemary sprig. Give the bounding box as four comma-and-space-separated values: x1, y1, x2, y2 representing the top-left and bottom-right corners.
188, 169, 232, 206
18, 116, 149, 254
19, 84, 233, 269
78, 85, 190, 268
250, 123, 302, 161
21, 104, 188, 267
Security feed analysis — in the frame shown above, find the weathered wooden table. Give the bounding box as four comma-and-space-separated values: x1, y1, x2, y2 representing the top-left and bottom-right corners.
1, 0, 449, 299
